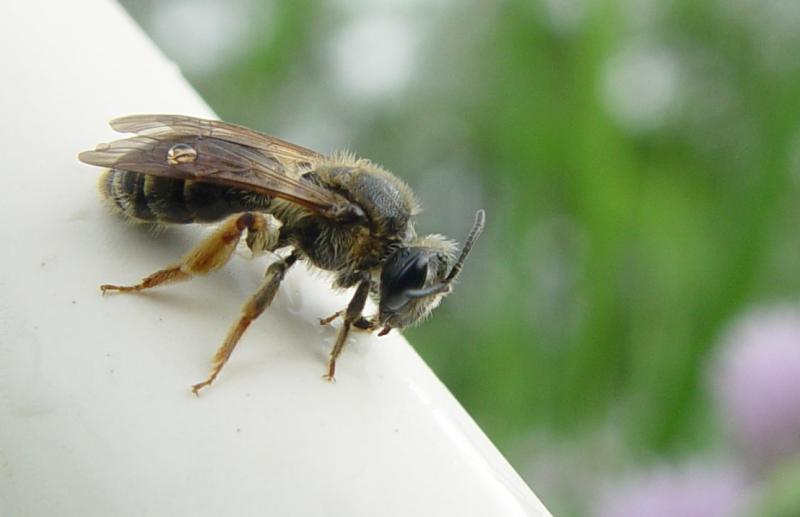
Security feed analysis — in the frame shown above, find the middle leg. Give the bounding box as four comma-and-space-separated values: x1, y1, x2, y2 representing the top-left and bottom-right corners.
324, 275, 372, 382
191, 251, 300, 394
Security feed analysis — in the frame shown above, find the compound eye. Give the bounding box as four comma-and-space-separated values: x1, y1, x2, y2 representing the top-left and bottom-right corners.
396, 254, 428, 292
381, 249, 430, 313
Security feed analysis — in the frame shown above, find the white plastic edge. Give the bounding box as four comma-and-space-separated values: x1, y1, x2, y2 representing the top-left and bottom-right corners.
0, 1, 551, 516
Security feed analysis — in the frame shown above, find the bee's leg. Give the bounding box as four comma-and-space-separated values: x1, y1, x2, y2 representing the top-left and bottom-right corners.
101, 213, 276, 293
324, 277, 372, 382
319, 311, 342, 325
191, 251, 300, 395
319, 270, 367, 324
320, 312, 374, 331
353, 317, 377, 331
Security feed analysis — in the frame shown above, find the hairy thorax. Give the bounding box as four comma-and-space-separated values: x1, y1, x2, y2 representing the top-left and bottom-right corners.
281, 159, 419, 276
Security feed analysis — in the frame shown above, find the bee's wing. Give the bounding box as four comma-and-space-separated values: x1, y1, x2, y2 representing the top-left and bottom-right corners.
79, 116, 362, 221
108, 114, 321, 178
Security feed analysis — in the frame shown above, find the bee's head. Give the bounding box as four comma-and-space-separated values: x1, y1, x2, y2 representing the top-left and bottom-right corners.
378, 210, 485, 330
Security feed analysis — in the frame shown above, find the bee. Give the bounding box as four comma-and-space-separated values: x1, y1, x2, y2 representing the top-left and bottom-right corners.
79, 114, 485, 394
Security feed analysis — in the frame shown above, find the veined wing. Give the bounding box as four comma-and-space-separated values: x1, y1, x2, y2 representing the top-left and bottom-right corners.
79, 116, 364, 221
108, 114, 321, 179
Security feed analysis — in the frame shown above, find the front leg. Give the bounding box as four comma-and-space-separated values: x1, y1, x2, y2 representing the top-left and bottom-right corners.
319, 311, 374, 330
324, 275, 371, 382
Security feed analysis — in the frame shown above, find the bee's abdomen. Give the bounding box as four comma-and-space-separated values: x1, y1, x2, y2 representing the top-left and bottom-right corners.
99, 169, 271, 224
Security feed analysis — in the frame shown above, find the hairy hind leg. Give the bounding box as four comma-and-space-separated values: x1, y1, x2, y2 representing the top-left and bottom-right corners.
101, 213, 278, 294
191, 251, 300, 394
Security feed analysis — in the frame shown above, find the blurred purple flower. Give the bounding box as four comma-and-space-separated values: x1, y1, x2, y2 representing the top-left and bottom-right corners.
711, 307, 800, 469
594, 462, 747, 517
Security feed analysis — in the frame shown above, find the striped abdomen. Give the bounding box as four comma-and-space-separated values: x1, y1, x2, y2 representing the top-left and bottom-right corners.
100, 169, 272, 224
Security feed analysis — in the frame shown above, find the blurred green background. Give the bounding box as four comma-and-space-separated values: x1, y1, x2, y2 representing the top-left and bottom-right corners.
120, 0, 800, 514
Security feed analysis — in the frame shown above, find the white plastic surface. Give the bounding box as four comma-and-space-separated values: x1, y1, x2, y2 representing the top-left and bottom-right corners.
0, 1, 551, 516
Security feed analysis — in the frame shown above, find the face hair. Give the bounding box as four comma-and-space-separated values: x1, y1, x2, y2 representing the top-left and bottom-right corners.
405, 209, 486, 301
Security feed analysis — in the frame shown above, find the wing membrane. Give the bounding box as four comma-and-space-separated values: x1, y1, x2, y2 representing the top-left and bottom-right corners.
79, 115, 362, 221
109, 114, 321, 177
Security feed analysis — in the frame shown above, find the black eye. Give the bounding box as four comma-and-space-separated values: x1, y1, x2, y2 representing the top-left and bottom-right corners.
395, 254, 428, 291
380, 248, 429, 313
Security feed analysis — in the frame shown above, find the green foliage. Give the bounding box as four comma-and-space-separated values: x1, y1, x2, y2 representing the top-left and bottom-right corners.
748, 456, 800, 517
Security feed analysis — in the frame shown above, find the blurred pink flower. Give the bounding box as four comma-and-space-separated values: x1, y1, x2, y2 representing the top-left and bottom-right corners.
711, 306, 800, 469
594, 462, 747, 517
